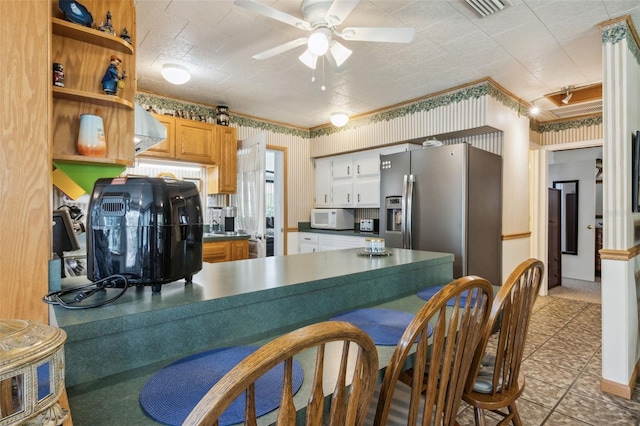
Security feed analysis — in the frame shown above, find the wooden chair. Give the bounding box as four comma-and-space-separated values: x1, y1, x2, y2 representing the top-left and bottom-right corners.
367, 276, 494, 425
183, 321, 379, 426
462, 258, 545, 426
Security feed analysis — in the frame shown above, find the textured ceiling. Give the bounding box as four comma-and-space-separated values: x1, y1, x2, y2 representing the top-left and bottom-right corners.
133, 0, 640, 128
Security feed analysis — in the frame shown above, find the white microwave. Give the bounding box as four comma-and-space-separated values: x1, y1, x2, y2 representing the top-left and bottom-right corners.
311, 208, 354, 230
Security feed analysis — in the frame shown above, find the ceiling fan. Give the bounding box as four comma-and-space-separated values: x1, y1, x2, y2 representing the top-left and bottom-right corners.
233, 0, 416, 69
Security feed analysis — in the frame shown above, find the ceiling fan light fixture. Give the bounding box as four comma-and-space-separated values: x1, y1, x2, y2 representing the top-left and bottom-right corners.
330, 112, 349, 127
161, 64, 191, 85
298, 50, 318, 69
308, 28, 330, 56
329, 41, 352, 67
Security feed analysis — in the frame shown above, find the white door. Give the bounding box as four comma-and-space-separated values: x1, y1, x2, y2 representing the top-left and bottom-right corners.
232, 133, 266, 258
549, 155, 597, 281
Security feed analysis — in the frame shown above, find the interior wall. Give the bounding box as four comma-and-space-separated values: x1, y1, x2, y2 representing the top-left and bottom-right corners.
486, 96, 532, 282
600, 16, 640, 397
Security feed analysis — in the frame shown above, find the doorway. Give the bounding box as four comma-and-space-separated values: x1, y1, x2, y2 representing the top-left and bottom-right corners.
266, 147, 286, 256
233, 135, 287, 258
538, 144, 602, 299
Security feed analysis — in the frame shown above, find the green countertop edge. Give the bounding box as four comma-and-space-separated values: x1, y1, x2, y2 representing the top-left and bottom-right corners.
55, 249, 453, 388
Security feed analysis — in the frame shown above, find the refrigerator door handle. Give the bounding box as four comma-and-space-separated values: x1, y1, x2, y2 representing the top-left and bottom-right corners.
402, 175, 408, 248
402, 174, 415, 249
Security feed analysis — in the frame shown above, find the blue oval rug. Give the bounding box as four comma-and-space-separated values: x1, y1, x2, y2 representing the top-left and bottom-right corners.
139, 346, 304, 426
330, 308, 430, 345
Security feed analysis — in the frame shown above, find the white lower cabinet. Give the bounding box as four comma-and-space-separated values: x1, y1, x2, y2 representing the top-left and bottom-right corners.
318, 234, 367, 252
298, 232, 366, 253
298, 232, 319, 253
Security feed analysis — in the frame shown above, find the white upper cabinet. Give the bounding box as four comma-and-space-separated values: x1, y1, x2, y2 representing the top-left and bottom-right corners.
314, 157, 332, 207
313, 143, 419, 208
354, 150, 380, 177
332, 156, 353, 179
354, 176, 380, 207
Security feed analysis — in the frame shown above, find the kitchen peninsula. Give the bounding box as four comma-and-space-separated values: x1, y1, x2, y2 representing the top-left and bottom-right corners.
56, 248, 453, 424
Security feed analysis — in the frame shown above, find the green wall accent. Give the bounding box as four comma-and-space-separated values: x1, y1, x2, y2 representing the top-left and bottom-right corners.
53, 162, 126, 194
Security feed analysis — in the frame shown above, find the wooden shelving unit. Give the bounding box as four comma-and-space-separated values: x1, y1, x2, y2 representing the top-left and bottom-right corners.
52, 86, 133, 109
52, 153, 131, 166
52, 18, 134, 54
51, 0, 136, 167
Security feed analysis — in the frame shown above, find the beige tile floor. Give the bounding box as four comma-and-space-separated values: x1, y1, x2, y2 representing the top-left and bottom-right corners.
455, 291, 640, 426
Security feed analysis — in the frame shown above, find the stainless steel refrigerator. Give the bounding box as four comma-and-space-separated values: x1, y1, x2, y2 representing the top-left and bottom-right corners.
380, 143, 502, 285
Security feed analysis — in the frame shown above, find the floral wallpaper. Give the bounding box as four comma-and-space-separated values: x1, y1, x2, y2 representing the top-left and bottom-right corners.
137, 60, 609, 139
135, 92, 310, 139
531, 115, 603, 134
310, 80, 528, 138
602, 18, 640, 67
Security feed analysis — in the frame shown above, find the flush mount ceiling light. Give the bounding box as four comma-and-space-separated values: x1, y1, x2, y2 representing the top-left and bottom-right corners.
161, 64, 191, 85
529, 104, 540, 115
330, 112, 349, 127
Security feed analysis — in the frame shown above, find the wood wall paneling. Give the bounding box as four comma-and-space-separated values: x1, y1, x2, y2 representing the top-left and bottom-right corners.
0, 1, 50, 322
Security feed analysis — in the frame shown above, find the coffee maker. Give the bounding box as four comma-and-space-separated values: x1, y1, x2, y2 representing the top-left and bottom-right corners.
221, 206, 237, 234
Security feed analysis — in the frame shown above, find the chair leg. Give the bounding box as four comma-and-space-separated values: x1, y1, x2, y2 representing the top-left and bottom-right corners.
508, 402, 522, 426
473, 407, 486, 426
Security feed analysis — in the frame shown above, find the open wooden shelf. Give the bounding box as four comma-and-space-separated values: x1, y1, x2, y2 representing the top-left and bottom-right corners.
52, 18, 134, 54
53, 154, 133, 166
52, 86, 134, 109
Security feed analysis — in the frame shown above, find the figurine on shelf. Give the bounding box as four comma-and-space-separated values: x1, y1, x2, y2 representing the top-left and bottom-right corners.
119, 27, 132, 45
99, 11, 114, 34
101, 54, 125, 95
53, 63, 65, 87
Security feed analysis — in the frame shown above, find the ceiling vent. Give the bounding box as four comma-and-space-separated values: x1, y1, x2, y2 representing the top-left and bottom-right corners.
548, 100, 602, 119
464, 0, 511, 17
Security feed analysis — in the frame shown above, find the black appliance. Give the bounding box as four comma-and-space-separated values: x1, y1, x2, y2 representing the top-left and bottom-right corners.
87, 176, 203, 292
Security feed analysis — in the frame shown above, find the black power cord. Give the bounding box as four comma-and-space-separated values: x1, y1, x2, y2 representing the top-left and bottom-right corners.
43, 274, 129, 309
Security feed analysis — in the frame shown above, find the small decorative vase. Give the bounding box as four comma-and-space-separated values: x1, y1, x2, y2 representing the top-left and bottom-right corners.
77, 112, 107, 157
216, 106, 229, 126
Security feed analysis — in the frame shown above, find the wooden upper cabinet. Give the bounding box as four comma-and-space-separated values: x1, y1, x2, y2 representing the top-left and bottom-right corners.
143, 114, 176, 158
139, 116, 216, 165
176, 119, 215, 163
207, 126, 238, 194
219, 126, 238, 192
50, 0, 136, 166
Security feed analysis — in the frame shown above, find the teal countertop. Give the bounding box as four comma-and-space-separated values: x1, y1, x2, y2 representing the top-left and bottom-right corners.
59, 248, 454, 425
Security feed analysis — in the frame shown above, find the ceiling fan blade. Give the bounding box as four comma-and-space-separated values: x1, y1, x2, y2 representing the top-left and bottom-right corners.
234, 0, 312, 31
324, 0, 360, 26
338, 27, 415, 43
253, 38, 308, 60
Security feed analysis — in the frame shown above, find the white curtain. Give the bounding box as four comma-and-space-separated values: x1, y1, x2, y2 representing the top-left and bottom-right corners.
235, 144, 264, 239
